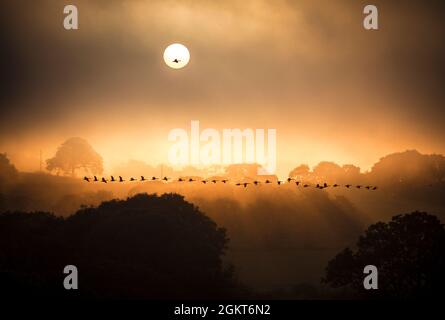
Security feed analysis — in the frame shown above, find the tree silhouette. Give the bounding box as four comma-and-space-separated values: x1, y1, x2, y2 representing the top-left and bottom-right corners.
313, 161, 343, 181
0, 153, 18, 192
46, 137, 103, 176
370, 150, 445, 186
288, 164, 310, 180
323, 211, 445, 299
225, 163, 263, 180
0, 193, 237, 299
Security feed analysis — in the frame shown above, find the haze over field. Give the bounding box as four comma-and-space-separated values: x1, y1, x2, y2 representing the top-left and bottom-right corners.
1, 148, 444, 293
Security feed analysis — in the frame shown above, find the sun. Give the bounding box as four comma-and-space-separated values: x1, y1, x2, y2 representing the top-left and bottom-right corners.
163, 43, 190, 69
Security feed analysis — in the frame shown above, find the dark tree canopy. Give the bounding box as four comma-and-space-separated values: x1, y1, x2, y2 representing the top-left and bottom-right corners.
323, 211, 445, 299
0, 193, 235, 299
46, 137, 103, 176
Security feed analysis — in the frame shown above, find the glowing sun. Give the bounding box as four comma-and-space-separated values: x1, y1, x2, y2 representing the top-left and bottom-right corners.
163, 43, 190, 69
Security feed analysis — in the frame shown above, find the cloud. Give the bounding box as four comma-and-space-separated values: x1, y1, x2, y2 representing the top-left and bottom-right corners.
1, 0, 445, 174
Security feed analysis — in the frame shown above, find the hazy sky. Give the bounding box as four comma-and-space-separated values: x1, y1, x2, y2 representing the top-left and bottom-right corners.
1, 0, 444, 176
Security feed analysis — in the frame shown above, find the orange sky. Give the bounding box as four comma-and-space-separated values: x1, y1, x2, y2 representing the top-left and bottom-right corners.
1, 0, 444, 177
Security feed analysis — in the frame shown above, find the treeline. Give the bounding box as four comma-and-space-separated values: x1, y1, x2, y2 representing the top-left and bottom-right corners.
0, 193, 241, 299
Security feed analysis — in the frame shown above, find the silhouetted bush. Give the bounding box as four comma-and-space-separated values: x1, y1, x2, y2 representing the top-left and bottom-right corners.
0, 193, 237, 299
323, 211, 445, 299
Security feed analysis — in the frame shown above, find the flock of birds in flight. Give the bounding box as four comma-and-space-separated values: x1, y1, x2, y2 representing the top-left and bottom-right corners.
83, 175, 378, 190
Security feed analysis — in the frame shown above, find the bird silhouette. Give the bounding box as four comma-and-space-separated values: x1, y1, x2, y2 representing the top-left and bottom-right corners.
178, 178, 184, 182
365, 186, 371, 190
277, 181, 283, 185
94, 176, 98, 182
253, 181, 261, 186
201, 180, 208, 184
83, 176, 90, 182
303, 184, 310, 188
356, 185, 362, 189
188, 178, 196, 182
151, 176, 158, 181
211, 179, 218, 184
101, 177, 107, 183
172, 58, 181, 63
110, 176, 116, 182
243, 182, 250, 188
141, 176, 147, 181
130, 177, 136, 182
323, 183, 329, 188
221, 179, 228, 183
287, 177, 294, 183
119, 176, 125, 182
333, 184, 339, 187
236, 183, 242, 186
162, 177, 169, 181
345, 184, 352, 188
265, 180, 272, 184
295, 181, 301, 186
372, 186, 378, 190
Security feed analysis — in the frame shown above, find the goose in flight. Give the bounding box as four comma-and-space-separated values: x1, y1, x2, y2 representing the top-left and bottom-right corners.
243, 182, 250, 188
372, 186, 378, 190
151, 176, 159, 181
141, 176, 147, 181
323, 183, 329, 188
119, 176, 125, 182
162, 176, 169, 181
356, 185, 362, 189
295, 181, 301, 186
202, 180, 208, 184
287, 177, 294, 183
101, 177, 107, 183
211, 179, 218, 184
277, 181, 284, 185
110, 176, 116, 182
173, 58, 181, 63
264, 180, 272, 184
130, 177, 136, 181
188, 178, 196, 182
94, 176, 99, 182
253, 181, 261, 186
345, 184, 352, 188
178, 178, 184, 182
333, 184, 339, 188
221, 179, 228, 183
83, 176, 90, 182
303, 184, 310, 188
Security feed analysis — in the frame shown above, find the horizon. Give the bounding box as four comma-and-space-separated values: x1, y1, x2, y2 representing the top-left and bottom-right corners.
5, 146, 438, 180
